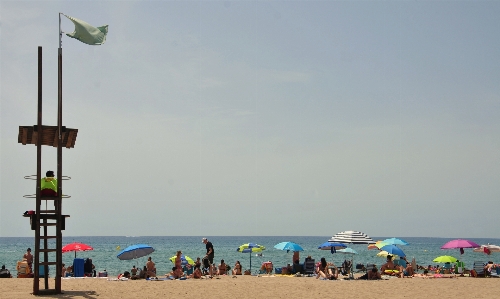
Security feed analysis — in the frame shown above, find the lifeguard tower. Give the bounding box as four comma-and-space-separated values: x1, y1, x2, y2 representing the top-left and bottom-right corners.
19, 47, 77, 295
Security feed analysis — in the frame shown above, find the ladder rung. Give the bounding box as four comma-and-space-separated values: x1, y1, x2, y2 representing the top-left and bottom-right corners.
39, 262, 57, 266
39, 223, 57, 226
41, 197, 58, 201
38, 249, 57, 253
40, 236, 57, 239
39, 210, 57, 213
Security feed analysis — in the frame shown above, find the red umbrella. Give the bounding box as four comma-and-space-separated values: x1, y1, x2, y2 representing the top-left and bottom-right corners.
62, 242, 94, 258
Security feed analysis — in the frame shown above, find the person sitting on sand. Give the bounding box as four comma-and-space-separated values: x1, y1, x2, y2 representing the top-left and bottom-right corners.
61, 263, 66, 277
188, 264, 202, 279
292, 259, 303, 274
368, 266, 381, 280
139, 266, 147, 279
484, 261, 496, 276
402, 260, 415, 277
218, 259, 227, 275
232, 261, 242, 275
167, 266, 186, 279
380, 255, 403, 278
146, 257, 156, 277
316, 257, 336, 280
0, 265, 12, 278
131, 265, 138, 277
261, 261, 273, 274
195, 257, 201, 268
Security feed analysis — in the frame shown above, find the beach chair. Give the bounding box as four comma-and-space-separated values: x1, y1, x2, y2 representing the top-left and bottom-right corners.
442, 263, 453, 274
303, 259, 315, 276
39, 265, 49, 277
292, 262, 303, 274
454, 261, 465, 275
472, 261, 485, 277
73, 258, 84, 277
183, 265, 193, 276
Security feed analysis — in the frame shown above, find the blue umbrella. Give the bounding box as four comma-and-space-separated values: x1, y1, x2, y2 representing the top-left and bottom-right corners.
379, 244, 406, 257
237, 243, 265, 271
318, 242, 347, 254
381, 238, 409, 246
274, 242, 304, 253
117, 244, 155, 260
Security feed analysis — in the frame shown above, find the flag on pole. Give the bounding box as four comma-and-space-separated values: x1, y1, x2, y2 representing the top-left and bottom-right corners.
63, 14, 108, 45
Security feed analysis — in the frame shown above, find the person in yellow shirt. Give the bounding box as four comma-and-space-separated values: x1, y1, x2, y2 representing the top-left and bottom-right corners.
41, 170, 58, 197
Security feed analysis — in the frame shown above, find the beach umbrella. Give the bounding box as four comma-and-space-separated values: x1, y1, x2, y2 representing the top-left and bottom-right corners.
237, 243, 265, 271
318, 242, 347, 254
381, 238, 409, 246
274, 242, 304, 265
274, 242, 304, 252
368, 241, 383, 250
335, 248, 358, 279
473, 244, 500, 255
328, 230, 375, 244
441, 239, 480, 255
338, 248, 358, 255
433, 255, 458, 263
62, 242, 93, 258
117, 244, 155, 260
379, 244, 406, 257
169, 255, 195, 266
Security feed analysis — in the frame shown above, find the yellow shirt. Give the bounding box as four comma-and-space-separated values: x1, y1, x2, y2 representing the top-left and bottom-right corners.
41, 177, 57, 192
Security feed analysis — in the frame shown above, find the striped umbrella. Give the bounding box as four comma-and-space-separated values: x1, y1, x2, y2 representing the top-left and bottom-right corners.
328, 230, 375, 244
237, 243, 265, 271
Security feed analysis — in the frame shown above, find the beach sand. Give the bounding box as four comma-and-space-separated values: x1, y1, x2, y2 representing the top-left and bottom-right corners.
1, 275, 499, 299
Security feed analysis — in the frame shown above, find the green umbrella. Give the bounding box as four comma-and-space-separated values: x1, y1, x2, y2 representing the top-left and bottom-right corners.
433, 255, 458, 263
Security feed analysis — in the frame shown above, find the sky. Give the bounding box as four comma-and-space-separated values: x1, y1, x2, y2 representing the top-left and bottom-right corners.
1, 1, 499, 238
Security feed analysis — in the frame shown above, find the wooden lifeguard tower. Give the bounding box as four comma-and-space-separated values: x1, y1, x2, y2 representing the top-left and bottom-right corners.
19, 47, 78, 295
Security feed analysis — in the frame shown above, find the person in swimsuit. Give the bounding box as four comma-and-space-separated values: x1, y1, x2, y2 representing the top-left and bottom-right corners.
232, 261, 242, 275
316, 257, 336, 279
217, 259, 227, 275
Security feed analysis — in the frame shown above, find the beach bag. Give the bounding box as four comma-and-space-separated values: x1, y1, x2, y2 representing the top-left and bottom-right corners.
244, 270, 251, 275
470, 269, 477, 277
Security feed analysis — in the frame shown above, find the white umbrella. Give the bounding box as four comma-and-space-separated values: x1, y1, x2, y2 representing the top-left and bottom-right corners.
473, 244, 500, 255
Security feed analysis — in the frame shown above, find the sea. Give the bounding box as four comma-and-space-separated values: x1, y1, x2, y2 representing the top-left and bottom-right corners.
1, 236, 499, 277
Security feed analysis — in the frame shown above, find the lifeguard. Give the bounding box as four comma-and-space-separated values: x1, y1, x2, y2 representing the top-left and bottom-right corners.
41, 170, 57, 197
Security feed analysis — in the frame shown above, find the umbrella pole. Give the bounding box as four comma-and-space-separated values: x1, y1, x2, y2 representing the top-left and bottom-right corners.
249, 252, 252, 271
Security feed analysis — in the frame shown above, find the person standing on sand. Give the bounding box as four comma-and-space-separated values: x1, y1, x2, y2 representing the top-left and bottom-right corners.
202, 238, 215, 277
146, 257, 156, 277
23, 248, 33, 272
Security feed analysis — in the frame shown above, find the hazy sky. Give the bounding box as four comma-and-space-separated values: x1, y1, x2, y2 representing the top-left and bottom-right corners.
1, 1, 499, 238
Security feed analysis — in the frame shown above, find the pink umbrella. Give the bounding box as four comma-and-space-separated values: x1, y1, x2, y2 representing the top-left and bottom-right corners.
441, 239, 480, 255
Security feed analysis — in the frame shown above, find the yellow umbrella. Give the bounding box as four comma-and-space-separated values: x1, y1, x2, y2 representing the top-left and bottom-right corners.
169, 255, 195, 266
376, 251, 398, 259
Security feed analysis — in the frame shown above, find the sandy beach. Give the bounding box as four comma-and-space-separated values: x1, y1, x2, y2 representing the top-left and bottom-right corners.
1, 275, 499, 299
